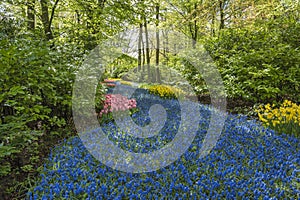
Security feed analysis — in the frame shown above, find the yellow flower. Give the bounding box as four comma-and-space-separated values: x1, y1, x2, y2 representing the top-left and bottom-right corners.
258, 113, 267, 123
265, 104, 271, 111
256, 100, 300, 135
272, 120, 280, 127
267, 113, 273, 119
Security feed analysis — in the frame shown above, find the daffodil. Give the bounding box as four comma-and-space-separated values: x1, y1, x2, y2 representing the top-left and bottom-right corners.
256, 100, 300, 137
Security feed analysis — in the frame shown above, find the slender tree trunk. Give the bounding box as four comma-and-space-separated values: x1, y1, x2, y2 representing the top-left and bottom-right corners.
142, 36, 145, 72
40, 0, 53, 40
138, 23, 143, 72
189, 4, 198, 47
141, 26, 145, 81
163, 32, 166, 57
193, 21, 198, 47
40, 0, 59, 40
211, 6, 215, 36
193, 4, 198, 47
155, 4, 161, 83
156, 67, 161, 83
231, 1, 236, 25
163, 29, 169, 65
27, 0, 35, 31
49, 0, 59, 32
219, 0, 225, 30
144, 19, 151, 82
155, 4, 160, 66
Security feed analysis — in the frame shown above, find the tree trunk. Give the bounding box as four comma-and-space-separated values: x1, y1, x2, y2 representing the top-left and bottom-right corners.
144, 20, 151, 82
219, 0, 225, 30
162, 28, 169, 65
189, 4, 198, 47
138, 23, 143, 72
155, 4, 160, 83
192, 20, 198, 47
155, 4, 160, 66
156, 67, 161, 83
49, 0, 59, 32
40, 0, 53, 40
40, 0, 59, 40
211, 6, 215, 36
142, 38, 145, 72
27, 0, 35, 31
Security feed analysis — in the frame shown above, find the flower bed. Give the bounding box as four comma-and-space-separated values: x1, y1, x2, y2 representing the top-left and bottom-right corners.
256, 100, 300, 137
102, 78, 120, 88
120, 80, 134, 86
28, 90, 300, 199
98, 94, 137, 124
139, 84, 186, 100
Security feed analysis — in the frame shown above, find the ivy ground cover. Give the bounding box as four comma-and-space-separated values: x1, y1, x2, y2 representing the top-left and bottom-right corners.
28, 87, 300, 199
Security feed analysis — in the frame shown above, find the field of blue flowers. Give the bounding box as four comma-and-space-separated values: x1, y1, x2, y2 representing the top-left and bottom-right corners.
28, 86, 300, 199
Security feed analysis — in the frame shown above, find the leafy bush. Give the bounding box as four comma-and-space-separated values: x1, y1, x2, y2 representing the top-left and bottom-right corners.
256, 100, 300, 137
0, 33, 81, 197
104, 54, 137, 78
94, 82, 108, 115
204, 18, 300, 104
140, 84, 185, 100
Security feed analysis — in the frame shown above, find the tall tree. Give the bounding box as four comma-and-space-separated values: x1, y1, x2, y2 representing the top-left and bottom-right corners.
155, 3, 160, 66
27, 0, 35, 30
155, 2, 161, 83
138, 22, 143, 72
219, 0, 225, 30
144, 18, 151, 82
167, 0, 201, 45
40, 0, 59, 40
40, 0, 51, 39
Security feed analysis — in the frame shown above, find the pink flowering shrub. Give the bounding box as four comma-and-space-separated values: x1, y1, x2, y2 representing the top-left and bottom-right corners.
98, 94, 137, 123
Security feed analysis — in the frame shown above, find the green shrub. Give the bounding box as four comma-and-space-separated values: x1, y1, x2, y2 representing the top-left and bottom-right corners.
203, 18, 300, 104
0, 34, 82, 198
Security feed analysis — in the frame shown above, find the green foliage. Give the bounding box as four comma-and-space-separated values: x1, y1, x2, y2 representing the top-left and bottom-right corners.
0, 121, 40, 173
0, 30, 81, 197
0, 16, 21, 39
0, 37, 76, 126
104, 54, 137, 79
95, 83, 108, 113
170, 56, 209, 96
203, 17, 300, 104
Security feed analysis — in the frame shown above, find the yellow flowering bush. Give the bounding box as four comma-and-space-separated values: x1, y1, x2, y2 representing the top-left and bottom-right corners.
256, 100, 300, 137
140, 84, 186, 99
107, 78, 122, 81
120, 80, 133, 86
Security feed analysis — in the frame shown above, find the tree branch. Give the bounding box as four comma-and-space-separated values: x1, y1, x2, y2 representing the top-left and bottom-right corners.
49, 0, 60, 29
